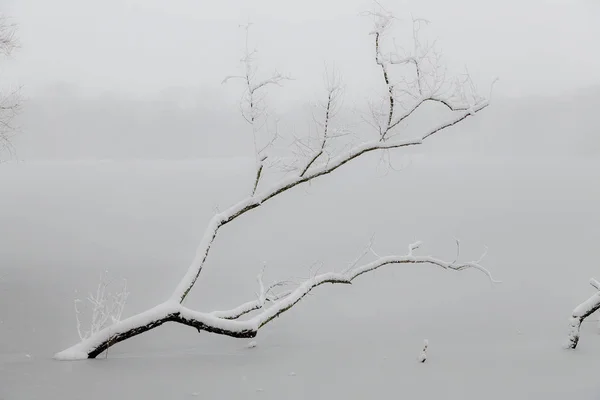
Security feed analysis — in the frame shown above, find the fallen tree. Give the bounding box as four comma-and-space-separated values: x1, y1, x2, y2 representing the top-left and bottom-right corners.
55, 5, 497, 360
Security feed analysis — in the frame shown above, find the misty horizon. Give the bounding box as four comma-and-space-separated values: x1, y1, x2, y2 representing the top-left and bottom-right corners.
6, 82, 599, 160
2, 0, 599, 161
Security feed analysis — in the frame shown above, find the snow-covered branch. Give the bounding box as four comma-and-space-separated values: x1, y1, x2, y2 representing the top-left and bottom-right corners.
250, 73, 289, 93
55, 241, 495, 360
171, 98, 488, 304
362, 6, 492, 142
74, 272, 129, 342
251, 154, 267, 196
300, 70, 344, 176
210, 265, 290, 320
566, 278, 600, 349
253, 242, 496, 330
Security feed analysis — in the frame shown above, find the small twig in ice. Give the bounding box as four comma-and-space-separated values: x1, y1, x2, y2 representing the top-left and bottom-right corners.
74, 271, 129, 344
418, 339, 428, 363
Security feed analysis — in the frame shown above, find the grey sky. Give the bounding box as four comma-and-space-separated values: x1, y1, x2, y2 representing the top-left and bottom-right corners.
3, 0, 600, 104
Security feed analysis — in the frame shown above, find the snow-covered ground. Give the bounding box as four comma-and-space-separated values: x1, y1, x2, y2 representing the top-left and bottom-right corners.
1, 155, 600, 399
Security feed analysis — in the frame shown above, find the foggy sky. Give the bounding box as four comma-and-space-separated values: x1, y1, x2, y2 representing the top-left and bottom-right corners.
2, 0, 600, 160
3, 0, 600, 101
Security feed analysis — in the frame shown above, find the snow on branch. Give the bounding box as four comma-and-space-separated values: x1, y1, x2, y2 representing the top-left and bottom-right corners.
171, 99, 489, 304
55, 240, 495, 360
566, 278, 600, 350
299, 69, 344, 176
249, 72, 290, 93
361, 5, 495, 142
250, 241, 497, 329
74, 271, 129, 342
226, 241, 498, 329
210, 264, 291, 320
213, 240, 497, 332
222, 23, 291, 195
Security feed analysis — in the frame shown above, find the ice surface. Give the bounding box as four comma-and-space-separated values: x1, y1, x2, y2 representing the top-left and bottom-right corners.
2, 157, 600, 399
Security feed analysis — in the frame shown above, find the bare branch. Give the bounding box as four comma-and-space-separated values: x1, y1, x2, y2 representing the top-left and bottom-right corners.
250, 72, 290, 93
367, 10, 490, 142
451, 238, 461, 266
74, 271, 129, 345
375, 30, 395, 137
300, 69, 343, 176
251, 157, 266, 196
221, 75, 247, 84
172, 98, 489, 303
343, 234, 377, 274
0, 16, 17, 57
367, 11, 428, 140
222, 23, 290, 195
0, 16, 20, 160
209, 266, 290, 320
